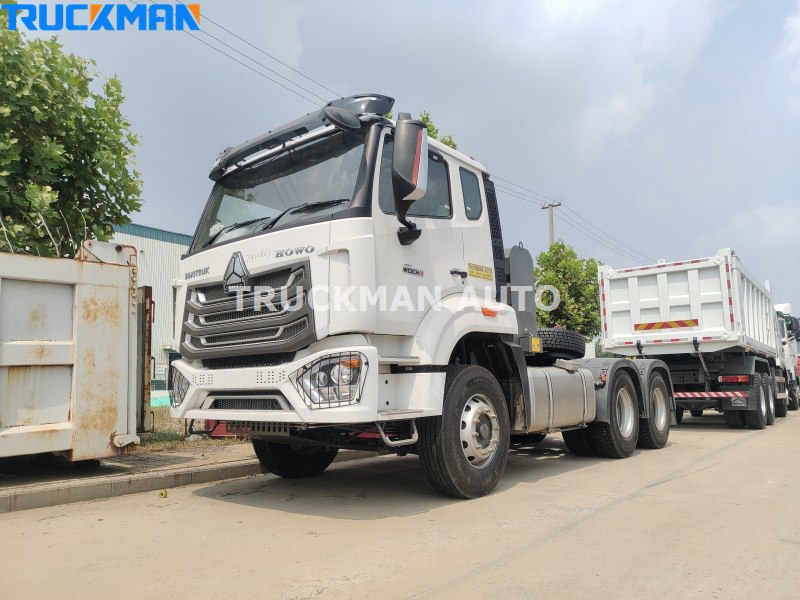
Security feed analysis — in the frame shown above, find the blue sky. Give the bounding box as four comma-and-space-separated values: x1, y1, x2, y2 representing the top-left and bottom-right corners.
26, 0, 800, 305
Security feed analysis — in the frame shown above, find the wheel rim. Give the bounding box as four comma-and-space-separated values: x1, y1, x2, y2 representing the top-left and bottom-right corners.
616, 386, 636, 439
460, 394, 500, 469
651, 385, 668, 431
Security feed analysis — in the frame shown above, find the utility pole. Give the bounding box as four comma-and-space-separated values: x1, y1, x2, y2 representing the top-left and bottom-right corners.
541, 201, 561, 246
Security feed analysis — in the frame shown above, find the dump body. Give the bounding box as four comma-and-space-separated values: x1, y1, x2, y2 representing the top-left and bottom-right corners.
600, 248, 777, 359
0, 241, 140, 460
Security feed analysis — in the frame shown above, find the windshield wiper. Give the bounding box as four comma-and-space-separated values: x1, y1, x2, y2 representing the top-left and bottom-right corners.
201, 199, 350, 249
258, 198, 349, 232
201, 216, 271, 248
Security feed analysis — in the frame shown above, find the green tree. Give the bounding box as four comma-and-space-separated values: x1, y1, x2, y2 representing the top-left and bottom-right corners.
0, 6, 142, 257
534, 241, 600, 339
419, 111, 457, 149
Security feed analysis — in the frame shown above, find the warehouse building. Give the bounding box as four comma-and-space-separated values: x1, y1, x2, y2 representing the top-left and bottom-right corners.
112, 223, 192, 388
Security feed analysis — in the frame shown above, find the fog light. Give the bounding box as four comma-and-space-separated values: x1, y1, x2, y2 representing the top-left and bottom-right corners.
293, 353, 368, 409
169, 366, 190, 407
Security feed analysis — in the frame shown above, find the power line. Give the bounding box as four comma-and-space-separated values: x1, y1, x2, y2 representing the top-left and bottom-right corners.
181, 31, 320, 106
494, 180, 655, 264
175, 0, 341, 98
493, 183, 648, 264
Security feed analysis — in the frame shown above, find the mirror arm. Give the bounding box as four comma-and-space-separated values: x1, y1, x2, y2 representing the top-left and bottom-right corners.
397, 216, 421, 245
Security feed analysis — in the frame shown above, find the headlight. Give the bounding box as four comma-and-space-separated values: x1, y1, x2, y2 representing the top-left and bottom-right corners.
293, 352, 368, 409
169, 366, 190, 407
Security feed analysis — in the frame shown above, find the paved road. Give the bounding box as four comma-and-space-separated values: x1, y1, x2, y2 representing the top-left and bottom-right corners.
3, 412, 800, 600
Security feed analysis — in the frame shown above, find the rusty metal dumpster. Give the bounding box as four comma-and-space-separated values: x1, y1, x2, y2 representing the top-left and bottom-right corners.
0, 241, 141, 460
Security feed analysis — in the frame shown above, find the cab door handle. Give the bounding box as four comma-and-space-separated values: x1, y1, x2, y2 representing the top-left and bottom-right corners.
450, 269, 468, 279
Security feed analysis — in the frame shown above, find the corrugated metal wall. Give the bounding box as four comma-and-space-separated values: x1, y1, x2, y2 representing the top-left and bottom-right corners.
112, 224, 191, 381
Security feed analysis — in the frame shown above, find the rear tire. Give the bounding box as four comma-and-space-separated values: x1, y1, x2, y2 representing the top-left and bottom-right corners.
252, 439, 338, 478
724, 410, 746, 429
744, 374, 767, 430
675, 407, 684, 425
690, 409, 704, 418
562, 428, 596, 456
788, 387, 799, 411
418, 365, 510, 499
589, 370, 639, 458
765, 377, 776, 426
637, 371, 670, 449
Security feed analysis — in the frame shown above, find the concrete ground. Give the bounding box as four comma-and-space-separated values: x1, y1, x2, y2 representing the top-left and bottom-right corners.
2, 411, 800, 599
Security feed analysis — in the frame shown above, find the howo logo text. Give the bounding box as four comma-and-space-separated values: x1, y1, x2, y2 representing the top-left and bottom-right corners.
275, 246, 314, 259
1, 3, 200, 31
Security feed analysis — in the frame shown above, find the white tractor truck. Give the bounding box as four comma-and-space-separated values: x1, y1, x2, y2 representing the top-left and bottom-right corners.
600, 249, 799, 429
169, 94, 671, 498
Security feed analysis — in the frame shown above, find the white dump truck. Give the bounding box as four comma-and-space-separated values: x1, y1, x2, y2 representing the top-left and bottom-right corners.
600, 249, 796, 429
169, 94, 671, 498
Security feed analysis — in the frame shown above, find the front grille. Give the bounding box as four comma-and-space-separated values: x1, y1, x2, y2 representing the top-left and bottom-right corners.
210, 397, 283, 411
202, 318, 308, 347
197, 267, 298, 304
180, 260, 316, 360
203, 353, 294, 370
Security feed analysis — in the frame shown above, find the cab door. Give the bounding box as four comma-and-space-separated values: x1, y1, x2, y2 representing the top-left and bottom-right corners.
372, 131, 466, 335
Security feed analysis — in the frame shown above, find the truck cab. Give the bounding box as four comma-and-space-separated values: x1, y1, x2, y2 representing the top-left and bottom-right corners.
170, 94, 670, 497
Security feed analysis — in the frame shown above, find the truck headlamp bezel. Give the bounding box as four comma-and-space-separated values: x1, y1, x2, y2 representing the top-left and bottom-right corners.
169, 366, 190, 408
292, 352, 368, 409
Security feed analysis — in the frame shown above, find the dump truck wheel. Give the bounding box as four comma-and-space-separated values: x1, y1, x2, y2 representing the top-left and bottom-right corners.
252, 439, 338, 478
675, 407, 684, 425
765, 376, 776, 425
418, 365, 510, 499
589, 370, 639, 458
637, 371, 670, 449
788, 388, 799, 411
744, 374, 767, 430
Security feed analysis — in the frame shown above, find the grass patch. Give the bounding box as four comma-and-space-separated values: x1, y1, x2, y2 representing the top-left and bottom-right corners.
133, 406, 245, 453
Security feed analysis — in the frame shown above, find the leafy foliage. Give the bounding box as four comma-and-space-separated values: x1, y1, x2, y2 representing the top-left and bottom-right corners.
0, 8, 141, 257
419, 111, 457, 149
534, 241, 600, 338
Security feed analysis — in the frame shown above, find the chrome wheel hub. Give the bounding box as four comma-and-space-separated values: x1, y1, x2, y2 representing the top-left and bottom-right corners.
460, 394, 500, 469
616, 387, 636, 439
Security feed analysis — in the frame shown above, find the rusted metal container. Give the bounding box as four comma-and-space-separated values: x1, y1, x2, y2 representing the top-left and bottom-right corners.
0, 241, 141, 460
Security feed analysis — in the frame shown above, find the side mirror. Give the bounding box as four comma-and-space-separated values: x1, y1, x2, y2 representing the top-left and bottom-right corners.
392, 113, 428, 245
792, 317, 800, 333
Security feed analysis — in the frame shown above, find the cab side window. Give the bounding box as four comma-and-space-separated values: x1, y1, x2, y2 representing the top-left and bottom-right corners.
459, 168, 483, 221
378, 139, 452, 218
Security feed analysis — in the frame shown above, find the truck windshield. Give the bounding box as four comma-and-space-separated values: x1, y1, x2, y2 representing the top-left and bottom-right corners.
191, 130, 365, 252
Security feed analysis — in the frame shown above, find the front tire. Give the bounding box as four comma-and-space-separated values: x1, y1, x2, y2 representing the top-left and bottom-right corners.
589, 370, 639, 458
418, 366, 510, 499
252, 439, 338, 478
638, 371, 670, 449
